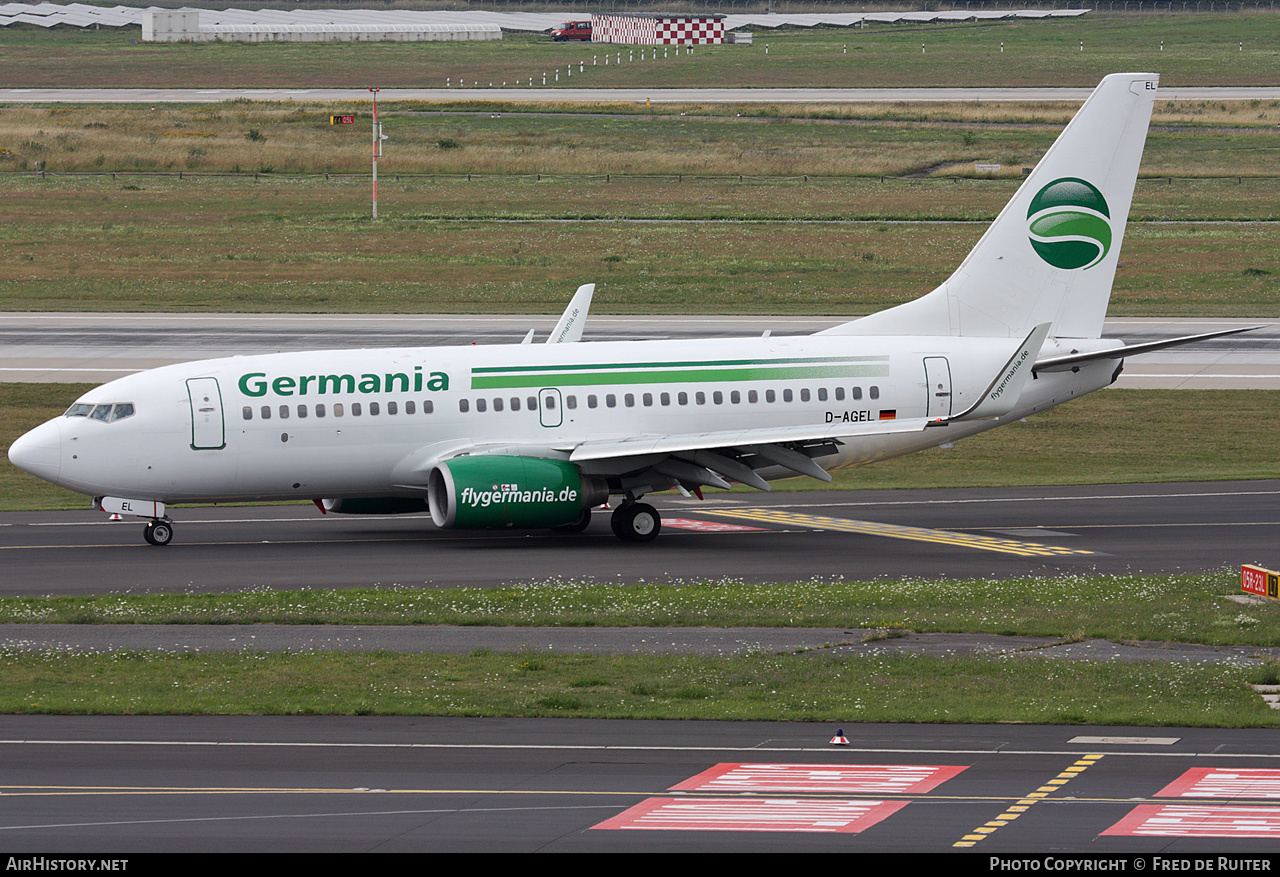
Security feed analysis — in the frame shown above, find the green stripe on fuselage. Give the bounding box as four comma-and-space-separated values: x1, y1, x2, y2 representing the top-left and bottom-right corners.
471, 361, 891, 390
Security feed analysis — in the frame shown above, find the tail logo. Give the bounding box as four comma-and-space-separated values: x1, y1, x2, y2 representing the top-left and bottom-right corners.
1026, 177, 1112, 270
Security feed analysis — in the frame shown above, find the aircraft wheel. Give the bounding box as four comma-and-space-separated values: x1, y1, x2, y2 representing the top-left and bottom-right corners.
144, 520, 173, 547
612, 502, 660, 543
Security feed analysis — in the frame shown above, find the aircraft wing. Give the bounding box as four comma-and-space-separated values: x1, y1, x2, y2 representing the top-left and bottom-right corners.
565, 418, 929, 463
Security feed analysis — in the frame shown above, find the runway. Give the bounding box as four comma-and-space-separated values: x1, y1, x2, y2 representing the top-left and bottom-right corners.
3, 313, 1276, 389
2, 480, 1276, 596
2, 715, 1280, 853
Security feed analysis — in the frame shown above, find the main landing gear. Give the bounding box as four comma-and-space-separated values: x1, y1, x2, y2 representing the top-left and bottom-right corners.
611, 501, 661, 543
142, 518, 174, 546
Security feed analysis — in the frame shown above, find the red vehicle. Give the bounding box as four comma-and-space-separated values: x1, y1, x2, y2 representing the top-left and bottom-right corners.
551, 20, 592, 41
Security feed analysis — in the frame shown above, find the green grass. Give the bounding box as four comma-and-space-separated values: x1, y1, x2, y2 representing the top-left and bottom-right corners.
5, 385, 1277, 511
2, 15, 1280, 89
4, 571, 1277, 648
1, 649, 1272, 725
2, 175, 1278, 316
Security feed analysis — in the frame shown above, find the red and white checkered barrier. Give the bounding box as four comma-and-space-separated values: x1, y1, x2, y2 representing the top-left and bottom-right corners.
591, 14, 723, 46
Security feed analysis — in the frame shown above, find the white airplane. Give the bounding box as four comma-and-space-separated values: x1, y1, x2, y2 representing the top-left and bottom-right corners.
7, 73, 1256, 546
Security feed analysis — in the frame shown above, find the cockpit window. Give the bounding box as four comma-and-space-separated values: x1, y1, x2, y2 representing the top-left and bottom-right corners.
65, 403, 136, 422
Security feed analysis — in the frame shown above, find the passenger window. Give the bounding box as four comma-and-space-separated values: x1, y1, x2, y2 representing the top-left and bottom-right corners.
404, 401, 414, 415
801, 388, 811, 402
606, 394, 616, 408
243, 406, 253, 421
695, 392, 705, 405
315, 404, 326, 418
730, 391, 741, 404
370, 402, 380, 415
765, 389, 775, 403
818, 388, 828, 402
388, 401, 397, 415
566, 396, 577, 409
297, 404, 307, 418
352, 403, 362, 416
587, 395, 597, 409
835, 387, 845, 401
527, 396, 537, 410
333, 403, 344, 417
748, 390, 758, 404
625, 394, 635, 408
459, 399, 470, 413
870, 386, 880, 400
261, 406, 272, 420
852, 387, 862, 400
783, 389, 793, 402
643, 393, 653, 407
543, 395, 555, 410
677, 392, 688, 406
511, 397, 521, 411
279, 405, 290, 419
423, 400, 433, 414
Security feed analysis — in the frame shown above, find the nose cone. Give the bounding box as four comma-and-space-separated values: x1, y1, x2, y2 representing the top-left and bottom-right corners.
8, 418, 62, 484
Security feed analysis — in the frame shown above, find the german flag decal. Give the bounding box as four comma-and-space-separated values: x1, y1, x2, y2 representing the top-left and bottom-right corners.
879, 410, 897, 420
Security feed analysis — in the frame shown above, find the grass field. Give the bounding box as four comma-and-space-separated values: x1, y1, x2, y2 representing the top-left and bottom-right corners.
2, 14, 1279, 89
3, 649, 1274, 725
1, 174, 1277, 316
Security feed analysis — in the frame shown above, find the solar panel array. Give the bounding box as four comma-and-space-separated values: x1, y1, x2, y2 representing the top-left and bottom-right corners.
0, 5, 1090, 32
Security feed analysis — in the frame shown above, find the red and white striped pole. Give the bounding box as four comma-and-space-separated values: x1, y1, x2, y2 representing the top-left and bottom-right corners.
370, 86, 380, 220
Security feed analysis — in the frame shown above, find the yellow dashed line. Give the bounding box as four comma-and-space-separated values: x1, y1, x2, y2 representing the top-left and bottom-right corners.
952, 755, 1104, 848
700, 509, 1094, 557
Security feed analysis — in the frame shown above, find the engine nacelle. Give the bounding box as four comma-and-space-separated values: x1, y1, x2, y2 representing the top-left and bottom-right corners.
321, 497, 429, 515
427, 455, 608, 529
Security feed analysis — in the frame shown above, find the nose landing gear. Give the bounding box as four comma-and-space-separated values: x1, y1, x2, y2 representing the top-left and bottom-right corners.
142, 519, 174, 547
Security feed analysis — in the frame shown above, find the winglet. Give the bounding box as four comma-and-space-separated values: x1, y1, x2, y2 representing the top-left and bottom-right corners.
547, 283, 594, 344
941, 322, 1051, 423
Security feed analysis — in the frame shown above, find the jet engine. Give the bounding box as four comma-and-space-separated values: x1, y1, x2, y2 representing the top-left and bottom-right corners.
427, 455, 608, 529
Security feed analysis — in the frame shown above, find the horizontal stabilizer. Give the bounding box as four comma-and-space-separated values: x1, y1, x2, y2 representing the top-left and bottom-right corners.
1034, 325, 1262, 373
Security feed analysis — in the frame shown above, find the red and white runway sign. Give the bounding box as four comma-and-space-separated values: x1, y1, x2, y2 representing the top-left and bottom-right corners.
668, 762, 967, 795
1157, 768, 1280, 799
1103, 804, 1280, 838
593, 797, 906, 833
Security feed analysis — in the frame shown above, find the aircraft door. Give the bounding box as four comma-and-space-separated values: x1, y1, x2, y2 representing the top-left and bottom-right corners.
186, 377, 226, 450
538, 388, 563, 428
923, 357, 952, 419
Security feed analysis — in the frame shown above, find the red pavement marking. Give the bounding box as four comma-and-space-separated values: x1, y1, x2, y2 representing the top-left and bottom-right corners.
1157, 767, 1280, 799
662, 518, 764, 533
668, 763, 967, 795
1103, 804, 1280, 838
592, 797, 907, 833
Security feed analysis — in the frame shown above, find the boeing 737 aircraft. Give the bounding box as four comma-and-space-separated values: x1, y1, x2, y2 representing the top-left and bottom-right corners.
7, 73, 1255, 546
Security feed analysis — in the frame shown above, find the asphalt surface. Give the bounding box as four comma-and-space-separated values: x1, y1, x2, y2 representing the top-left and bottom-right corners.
3, 480, 1277, 595
3, 716, 1280, 853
